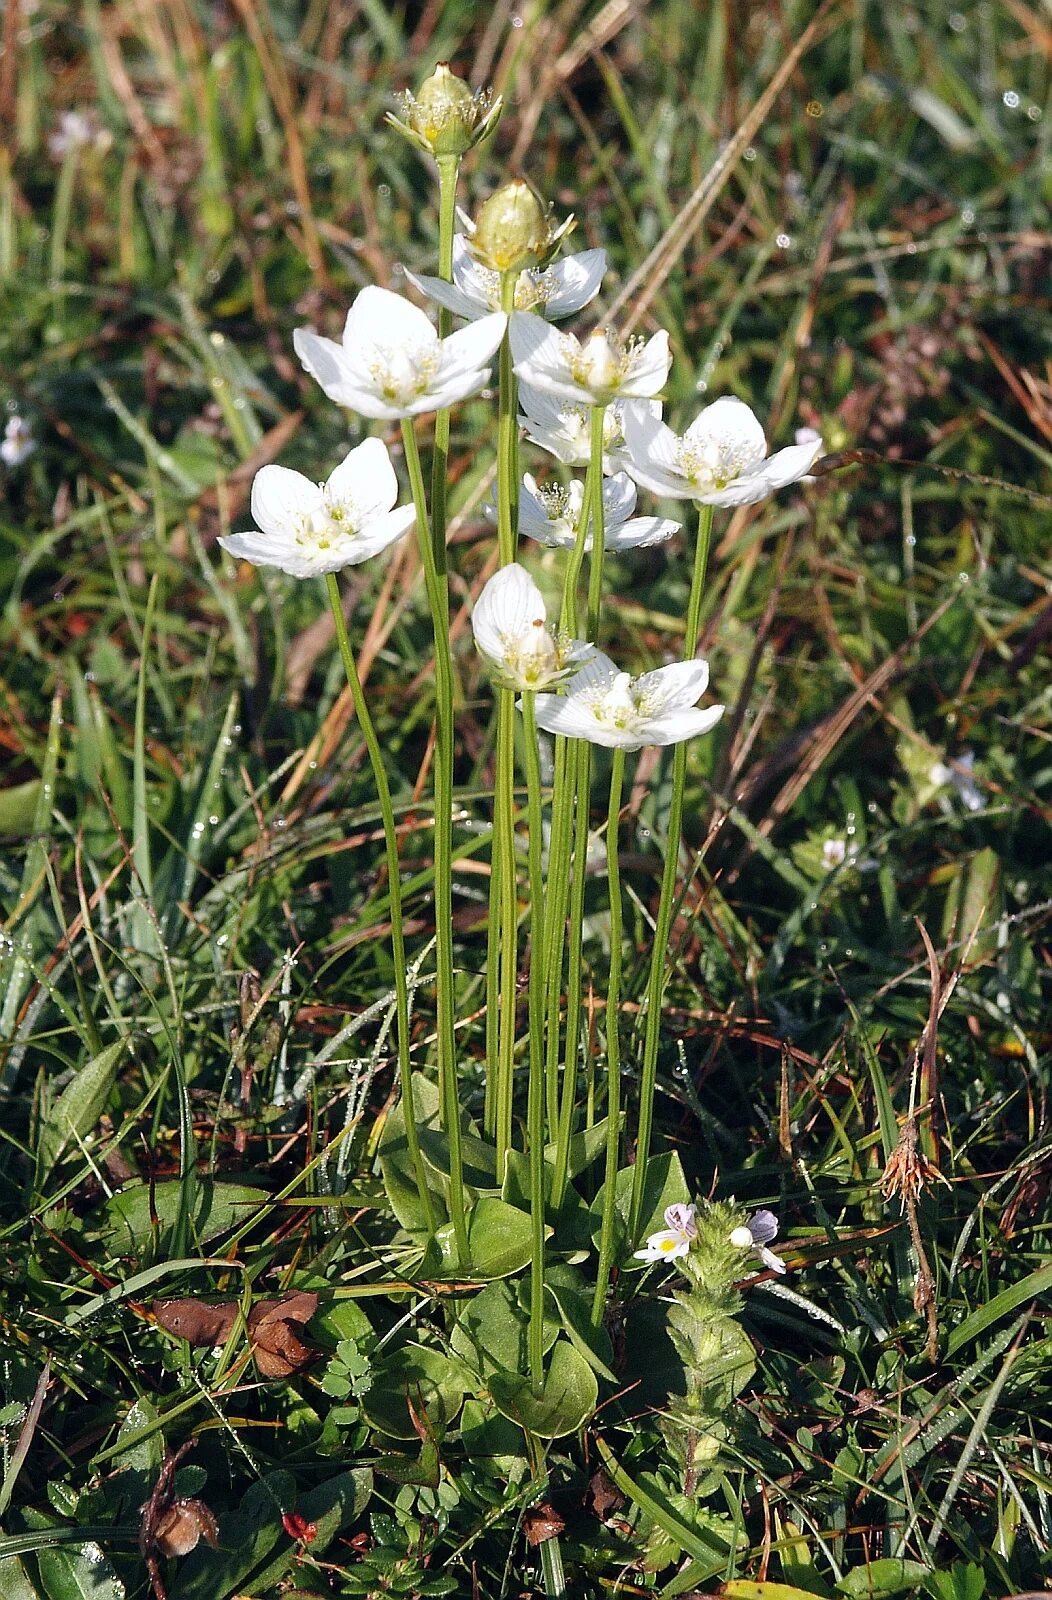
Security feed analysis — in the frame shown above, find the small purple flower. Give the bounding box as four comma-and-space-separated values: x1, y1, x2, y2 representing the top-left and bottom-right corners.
663, 1202, 698, 1237
730, 1209, 786, 1274
633, 1200, 697, 1264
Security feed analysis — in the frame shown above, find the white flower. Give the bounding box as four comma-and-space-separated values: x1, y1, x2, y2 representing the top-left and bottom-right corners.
518, 385, 660, 473
48, 110, 109, 160
1, 415, 35, 467
293, 286, 506, 421
730, 1209, 786, 1274
471, 564, 592, 691
929, 751, 983, 813
633, 1202, 699, 1263
405, 234, 606, 323
821, 838, 847, 871
218, 438, 415, 578
624, 396, 821, 505
491, 471, 679, 553
534, 651, 723, 752
510, 314, 671, 407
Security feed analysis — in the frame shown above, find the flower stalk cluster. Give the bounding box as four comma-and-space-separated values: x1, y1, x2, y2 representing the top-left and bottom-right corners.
217, 61, 819, 1467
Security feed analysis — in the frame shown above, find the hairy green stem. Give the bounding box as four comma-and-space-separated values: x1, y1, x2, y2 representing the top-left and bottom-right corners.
325, 573, 436, 1233
400, 419, 468, 1262
591, 746, 626, 1327
629, 502, 714, 1243
522, 693, 547, 1393
429, 154, 460, 577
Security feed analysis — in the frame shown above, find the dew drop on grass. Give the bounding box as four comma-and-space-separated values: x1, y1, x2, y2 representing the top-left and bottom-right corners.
1002, 90, 1020, 109
776, 233, 792, 249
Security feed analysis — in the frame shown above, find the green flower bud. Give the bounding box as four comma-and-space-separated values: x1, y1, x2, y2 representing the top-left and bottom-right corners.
468, 180, 569, 275
388, 64, 502, 161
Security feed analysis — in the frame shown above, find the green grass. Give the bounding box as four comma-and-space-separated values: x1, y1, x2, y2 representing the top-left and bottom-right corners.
1, 1, 1051, 1597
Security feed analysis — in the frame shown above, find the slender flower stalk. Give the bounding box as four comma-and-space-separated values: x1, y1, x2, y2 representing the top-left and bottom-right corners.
324, 574, 436, 1233
629, 503, 714, 1243
591, 745, 626, 1327
429, 153, 461, 580
549, 405, 604, 1198
521, 693, 548, 1392
488, 268, 523, 1177
400, 418, 469, 1262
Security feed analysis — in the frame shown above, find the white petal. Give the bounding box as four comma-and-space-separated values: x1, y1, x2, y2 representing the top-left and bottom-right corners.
509, 313, 585, 400
622, 408, 693, 499
534, 695, 615, 745
472, 564, 546, 667
325, 437, 398, 520
250, 465, 323, 536
517, 479, 558, 540
293, 328, 361, 407
604, 516, 680, 550
219, 529, 296, 570
341, 504, 416, 562
344, 286, 436, 357
760, 437, 823, 488
406, 375, 490, 414
623, 329, 672, 397
451, 235, 501, 308
644, 703, 725, 746
403, 267, 485, 321
758, 1246, 786, 1275
543, 249, 607, 318
686, 395, 766, 459
635, 658, 710, 713
564, 650, 620, 697
600, 472, 637, 526
438, 312, 507, 384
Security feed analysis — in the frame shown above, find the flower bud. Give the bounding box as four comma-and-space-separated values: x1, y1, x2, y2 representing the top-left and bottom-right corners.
729, 1226, 754, 1249
388, 64, 501, 161
469, 181, 554, 274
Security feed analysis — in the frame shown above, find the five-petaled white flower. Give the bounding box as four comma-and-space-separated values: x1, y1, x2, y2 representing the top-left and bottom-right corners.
517, 385, 661, 474
624, 396, 821, 505
494, 471, 679, 553
510, 314, 671, 407
821, 838, 847, 871
471, 564, 593, 691
218, 438, 415, 579
1, 415, 35, 467
729, 1210, 786, 1274
534, 651, 723, 751
633, 1202, 698, 1263
294, 286, 506, 421
405, 234, 606, 323
929, 751, 983, 813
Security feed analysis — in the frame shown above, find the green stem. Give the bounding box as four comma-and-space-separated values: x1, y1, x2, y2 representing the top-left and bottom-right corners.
522, 693, 547, 1393
400, 419, 469, 1263
629, 502, 714, 1243
429, 154, 460, 577
494, 686, 518, 1175
495, 270, 520, 566
541, 732, 570, 1128
488, 268, 522, 1174
591, 746, 626, 1328
552, 734, 591, 1207
559, 406, 606, 635
585, 438, 607, 643
324, 573, 436, 1234
550, 405, 605, 1202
